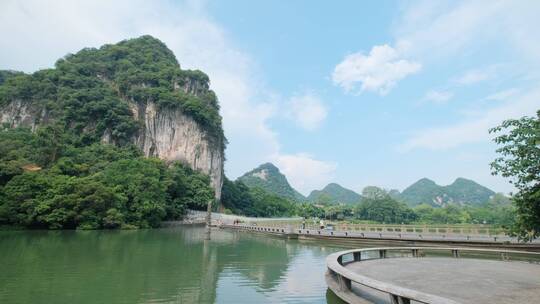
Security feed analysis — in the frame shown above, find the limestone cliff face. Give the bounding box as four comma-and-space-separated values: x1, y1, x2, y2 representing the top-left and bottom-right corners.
1, 97, 224, 200
0, 36, 225, 201
129, 101, 223, 199
0, 99, 50, 131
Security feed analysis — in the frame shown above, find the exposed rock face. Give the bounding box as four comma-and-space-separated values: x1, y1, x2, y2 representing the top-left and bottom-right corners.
0, 100, 49, 131
1, 100, 224, 200
0, 36, 225, 201
130, 102, 223, 199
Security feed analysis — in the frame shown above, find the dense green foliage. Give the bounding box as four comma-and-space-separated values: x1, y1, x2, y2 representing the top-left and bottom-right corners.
397, 177, 495, 207
0, 36, 224, 230
222, 177, 513, 226
354, 187, 417, 223
230, 163, 511, 226
0, 35, 224, 147
413, 198, 514, 226
237, 163, 305, 201
221, 177, 297, 217
491, 110, 540, 240
0, 70, 23, 85
302, 187, 513, 226
0, 127, 214, 229
307, 183, 362, 205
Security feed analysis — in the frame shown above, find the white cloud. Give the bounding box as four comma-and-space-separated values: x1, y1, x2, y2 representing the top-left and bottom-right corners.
273, 153, 337, 195
332, 44, 421, 95
455, 69, 491, 85
392, 1, 540, 154
483, 88, 519, 101
288, 93, 327, 130
394, 1, 540, 66
423, 90, 453, 104
399, 88, 540, 152
453, 65, 504, 86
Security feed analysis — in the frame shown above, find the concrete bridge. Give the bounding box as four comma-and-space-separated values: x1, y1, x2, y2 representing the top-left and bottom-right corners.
325, 247, 540, 304
220, 223, 540, 249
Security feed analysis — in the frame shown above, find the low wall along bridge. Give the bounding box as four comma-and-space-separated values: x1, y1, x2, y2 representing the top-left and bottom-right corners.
218, 218, 540, 249
325, 247, 540, 304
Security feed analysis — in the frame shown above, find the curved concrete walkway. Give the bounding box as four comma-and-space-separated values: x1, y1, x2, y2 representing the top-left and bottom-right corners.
345, 257, 540, 304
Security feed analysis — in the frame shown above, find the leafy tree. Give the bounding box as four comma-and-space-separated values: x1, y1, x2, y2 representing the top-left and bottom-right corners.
0, 37, 227, 230
96, 158, 168, 228
249, 187, 296, 217
295, 203, 325, 219
355, 189, 417, 224
221, 178, 256, 216
0, 127, 215, 229
0, 35, 225, 148
490, 111, 540, 240
361, 186, 388, 200
166, 162, 214, 215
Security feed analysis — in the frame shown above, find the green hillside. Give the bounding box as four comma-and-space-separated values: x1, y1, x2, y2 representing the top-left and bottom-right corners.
307, 183, 361, 204
0, 36, 222, 229
237, 163, 305, 201
398, 177, 496, 207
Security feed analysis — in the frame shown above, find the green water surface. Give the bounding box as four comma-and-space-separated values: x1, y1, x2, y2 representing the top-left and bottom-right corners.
0, 226, 350, 304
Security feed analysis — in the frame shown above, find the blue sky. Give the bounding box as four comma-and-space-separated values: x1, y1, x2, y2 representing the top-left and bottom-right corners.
1, 0, 539, 195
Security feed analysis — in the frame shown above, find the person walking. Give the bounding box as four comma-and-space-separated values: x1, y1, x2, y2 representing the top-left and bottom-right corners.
319, 219, 325, 230
302, 218, 306, 229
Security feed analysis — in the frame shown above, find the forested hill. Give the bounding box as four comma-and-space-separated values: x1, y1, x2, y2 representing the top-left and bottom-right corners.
396, 177, 496, 207
0, 35, 224, 143
307, 183, 362, 204
237, 163, 306, 201
0, 36, 225, 230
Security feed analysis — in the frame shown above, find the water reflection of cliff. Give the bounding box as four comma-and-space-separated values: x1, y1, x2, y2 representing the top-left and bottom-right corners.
0, 226, 344, 304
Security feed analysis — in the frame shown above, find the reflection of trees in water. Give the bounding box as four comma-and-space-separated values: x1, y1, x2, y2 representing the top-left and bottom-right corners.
0, 228, 222, 303
0, 227, 349, 304
216, 232, 291, 290
178, 225, 239, 245
213, 229, 348, 292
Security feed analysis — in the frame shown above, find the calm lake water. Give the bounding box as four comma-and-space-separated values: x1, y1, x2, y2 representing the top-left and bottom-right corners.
0, 225, 352, 304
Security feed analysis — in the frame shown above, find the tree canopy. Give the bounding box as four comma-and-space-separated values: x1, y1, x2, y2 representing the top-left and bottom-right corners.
0, 36, 224, 148
0, 127, 214, 229
490, 110, 540, 240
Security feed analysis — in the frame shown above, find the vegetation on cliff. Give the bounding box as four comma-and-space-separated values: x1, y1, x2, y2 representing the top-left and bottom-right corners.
307, 183, 362, 205
0, 127, 214, 229
237, 163, 305, 201
221, 177, 297, 217
0, 35, 224, 147
0, 36, 224, 229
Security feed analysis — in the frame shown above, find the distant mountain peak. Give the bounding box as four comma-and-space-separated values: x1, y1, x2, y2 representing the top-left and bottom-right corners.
308, 183, 361, 205
398, 177, 495, 207
258, 162, 279, 170
237, 163, 305, 201
323, 183, 343, 190
451, 177, 477, 185
415, 178, 437, 185
247, 163, 277, 181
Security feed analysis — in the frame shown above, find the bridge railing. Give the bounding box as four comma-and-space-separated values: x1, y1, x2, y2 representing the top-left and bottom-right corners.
326, 247, 540, 304
296, 222, 507, 236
